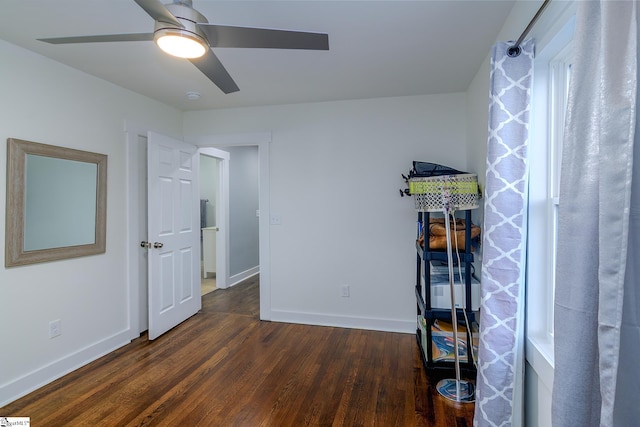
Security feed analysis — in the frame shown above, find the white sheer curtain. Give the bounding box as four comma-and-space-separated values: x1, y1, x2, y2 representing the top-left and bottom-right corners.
552, 1, 640, 426
474, 39, 533, 427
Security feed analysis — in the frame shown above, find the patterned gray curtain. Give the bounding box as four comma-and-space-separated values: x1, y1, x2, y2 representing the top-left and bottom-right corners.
474, 39, 533, 427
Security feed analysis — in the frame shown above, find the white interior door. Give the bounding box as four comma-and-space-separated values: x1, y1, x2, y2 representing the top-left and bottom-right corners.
147, 131, 201, 340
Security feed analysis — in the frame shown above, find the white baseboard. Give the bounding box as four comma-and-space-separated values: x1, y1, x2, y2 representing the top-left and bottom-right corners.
0, 330, 132, 407
270, 310, 415, 334
227, 266, 259, 288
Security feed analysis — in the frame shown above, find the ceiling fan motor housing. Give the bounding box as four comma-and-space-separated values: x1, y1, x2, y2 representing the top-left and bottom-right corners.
153, 2, 210, 47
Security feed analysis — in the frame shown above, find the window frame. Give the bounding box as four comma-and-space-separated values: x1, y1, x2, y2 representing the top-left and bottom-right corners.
526, 14, 575, 391
547, 43, 572, 335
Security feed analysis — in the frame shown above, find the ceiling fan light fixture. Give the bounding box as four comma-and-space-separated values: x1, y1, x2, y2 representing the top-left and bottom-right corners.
154, 28, 207, 59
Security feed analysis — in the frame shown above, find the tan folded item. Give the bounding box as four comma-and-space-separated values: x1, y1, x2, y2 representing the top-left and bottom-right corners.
417, 218, 480, 251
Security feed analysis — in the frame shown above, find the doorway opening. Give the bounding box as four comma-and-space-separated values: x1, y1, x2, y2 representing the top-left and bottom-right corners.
216, 145, 260, 286
125, 130, 229, 338
195, 131, 271, 321
126, 128, 272, 341
199, 153, 220, 296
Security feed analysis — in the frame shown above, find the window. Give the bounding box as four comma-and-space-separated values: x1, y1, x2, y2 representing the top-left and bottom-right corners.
526, 15, 575, 387
547, 46, 572, 335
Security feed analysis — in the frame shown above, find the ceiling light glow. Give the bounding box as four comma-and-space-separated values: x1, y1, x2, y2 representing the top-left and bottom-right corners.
155, 29, 207, 59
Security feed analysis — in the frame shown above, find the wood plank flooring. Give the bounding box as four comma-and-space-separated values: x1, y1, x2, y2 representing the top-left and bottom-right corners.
1, 276, 475, 426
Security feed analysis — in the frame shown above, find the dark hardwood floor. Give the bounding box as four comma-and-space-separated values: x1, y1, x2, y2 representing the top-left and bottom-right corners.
1, 275, 475, 426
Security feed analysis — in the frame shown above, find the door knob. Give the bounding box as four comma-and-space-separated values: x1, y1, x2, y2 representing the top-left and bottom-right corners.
153, 242, 164, 249
140, 241, 151, 248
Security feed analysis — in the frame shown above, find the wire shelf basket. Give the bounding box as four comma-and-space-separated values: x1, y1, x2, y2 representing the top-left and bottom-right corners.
409, 174, 480, 212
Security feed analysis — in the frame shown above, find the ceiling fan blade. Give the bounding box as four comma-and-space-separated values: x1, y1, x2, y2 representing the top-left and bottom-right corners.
38, 33, 154, 44
189, 49, 239, 94
198, 25, 329, 50
134, 0, 183, 28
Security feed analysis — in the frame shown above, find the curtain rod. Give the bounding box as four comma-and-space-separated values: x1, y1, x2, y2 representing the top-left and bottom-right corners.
507, 0, 552, 57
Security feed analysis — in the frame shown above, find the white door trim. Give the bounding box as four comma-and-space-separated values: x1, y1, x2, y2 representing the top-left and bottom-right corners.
199, 146, 230, 290
189, 132, 272, 321
124, 123, 150, 338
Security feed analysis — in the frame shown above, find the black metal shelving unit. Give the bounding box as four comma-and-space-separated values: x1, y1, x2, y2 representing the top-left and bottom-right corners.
415, 209, 478, 374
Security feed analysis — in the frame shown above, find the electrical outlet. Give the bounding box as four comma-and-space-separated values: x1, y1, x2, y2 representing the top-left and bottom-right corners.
340, 285, 350, 298
270, 213, 282, 225
49, 319, 61, 338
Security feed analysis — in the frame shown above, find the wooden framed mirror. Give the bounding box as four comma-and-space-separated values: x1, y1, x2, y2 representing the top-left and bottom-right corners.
5, 138, 107, 267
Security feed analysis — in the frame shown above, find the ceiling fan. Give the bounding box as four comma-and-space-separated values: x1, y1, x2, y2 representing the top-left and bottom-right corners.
38, 0, 329, 94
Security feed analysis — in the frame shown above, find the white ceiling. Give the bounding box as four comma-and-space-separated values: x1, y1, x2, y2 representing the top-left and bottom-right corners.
0, 1, 517, 111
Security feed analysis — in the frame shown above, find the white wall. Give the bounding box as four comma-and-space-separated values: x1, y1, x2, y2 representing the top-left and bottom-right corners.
0, 40, 183, 405
184, 93, 469, 332
224, 146, 260, 278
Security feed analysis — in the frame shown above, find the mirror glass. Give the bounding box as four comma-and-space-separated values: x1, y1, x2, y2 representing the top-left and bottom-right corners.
24, 154, 98, 251
5, 138, 107, 267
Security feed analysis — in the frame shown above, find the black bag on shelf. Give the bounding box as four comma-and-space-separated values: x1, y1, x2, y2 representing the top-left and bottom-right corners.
410, 161, 467, 178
